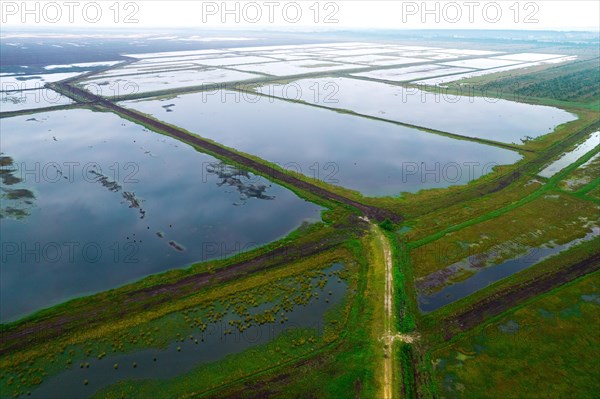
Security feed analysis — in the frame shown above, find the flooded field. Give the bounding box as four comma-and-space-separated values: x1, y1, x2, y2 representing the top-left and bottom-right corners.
539, 131, 600, 178
1, 89, 73, 113
258, 77, 577, 144
415, 56, 577, 87
441, 58, 521, 69
230, 59, 361, 76
352, 65, 473, 82
23, 262, 348, 399
43, 61, 122, 71
122, 91, 521, 196
433, 273, 600, 398
1, 72, 83, 91
334, 55, 431, 66
559, 152, 600, 191
493, 53, 568, 62
417, 228, 599, 312
80, 68, 262, 97
0, 108, 322, 322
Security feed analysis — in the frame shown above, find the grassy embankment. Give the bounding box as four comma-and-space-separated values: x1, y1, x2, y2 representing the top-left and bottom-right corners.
403, 128, 600, 334
0, 240, 360, 398
137, 225, 408, 399
394, 120, 599, 397
39, 52, 596, 233
97, 231, 383, 399
3, 48, 598, 399
430, 271, 600, 398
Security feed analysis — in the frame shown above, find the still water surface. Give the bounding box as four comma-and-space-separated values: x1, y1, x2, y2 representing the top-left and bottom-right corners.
0, 109, 322, 322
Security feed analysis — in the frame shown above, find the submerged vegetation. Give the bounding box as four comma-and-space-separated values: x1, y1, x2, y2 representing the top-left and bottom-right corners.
0, 155, 36, 219
1, 31, 599, 399
0, 247, 357, 398
432, 272, 600, 398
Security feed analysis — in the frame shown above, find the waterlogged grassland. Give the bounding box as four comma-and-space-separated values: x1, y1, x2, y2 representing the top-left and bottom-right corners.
395, 108, 599, 223
0, 243, 357, 398
411, 192, 599, 279
431, 272, 600, 398
400, 173, 540, 242
422, 57, 600, 110
588, 185, 600, 201
90, 265, 354, 398
558, 151, 600, 192
94, 328, 335, 399
97, 236, 376, 399
418, 235, 600, 341
160, 230, 385, 399
4, 41, 600, 399
472, 59, 600, 105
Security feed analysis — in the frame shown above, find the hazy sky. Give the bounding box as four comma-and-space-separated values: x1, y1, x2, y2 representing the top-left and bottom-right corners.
2, 0, 599, 30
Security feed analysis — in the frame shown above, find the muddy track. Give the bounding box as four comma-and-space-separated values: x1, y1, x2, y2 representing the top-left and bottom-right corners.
377, 227, 395, 399
49, 82, 401, 223
126, 232, 348, 300
202, 353, 329, 399
410, 349, 424, 399
0, 230, 352, 356
440, 251, 600, 340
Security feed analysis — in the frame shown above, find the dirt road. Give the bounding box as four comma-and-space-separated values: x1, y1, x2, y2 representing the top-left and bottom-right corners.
373, 225, 395, 399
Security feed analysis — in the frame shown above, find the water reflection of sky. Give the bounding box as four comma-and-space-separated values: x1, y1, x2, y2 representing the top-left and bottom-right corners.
124, 92, 523, 197
0, 109, 322, 322
261, 77, 578, 144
